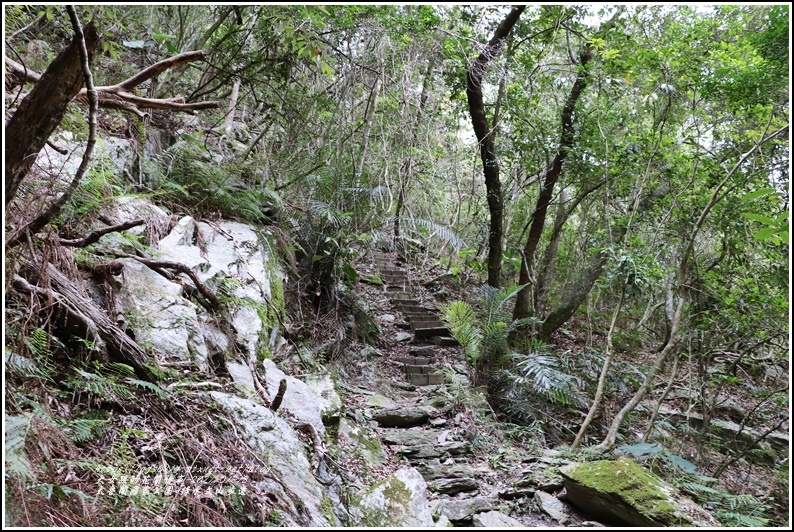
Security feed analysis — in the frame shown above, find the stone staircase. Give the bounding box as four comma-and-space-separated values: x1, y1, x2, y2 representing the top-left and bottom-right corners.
370, 250, 457, 386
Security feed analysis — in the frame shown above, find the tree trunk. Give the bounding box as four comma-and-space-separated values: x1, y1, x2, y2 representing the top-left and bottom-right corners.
5, 21, 99, 204
466, 5, 525, 288
540, 247, 608, 341
513, 44, 594, 322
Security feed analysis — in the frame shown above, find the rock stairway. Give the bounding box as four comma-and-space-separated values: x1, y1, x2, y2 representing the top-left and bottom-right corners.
370, 250, 457, 386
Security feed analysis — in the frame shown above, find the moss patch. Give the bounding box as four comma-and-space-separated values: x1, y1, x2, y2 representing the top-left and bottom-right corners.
560, 457, 687, 526
349, 475, 412, 527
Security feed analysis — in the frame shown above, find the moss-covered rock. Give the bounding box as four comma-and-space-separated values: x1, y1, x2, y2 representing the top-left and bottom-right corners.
348, 468, 433, 527
560, 457, 719, 527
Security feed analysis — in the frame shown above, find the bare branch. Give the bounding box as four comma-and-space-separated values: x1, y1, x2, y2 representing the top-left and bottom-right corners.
59, 219, 145, 247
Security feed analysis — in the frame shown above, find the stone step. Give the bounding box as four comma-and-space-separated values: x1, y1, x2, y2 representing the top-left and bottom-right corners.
403, 364, 436, 374
396, 356, 434, 365
390, 292, 417, 301
431, 336, 459, 347
395, 304, 436, 314
401, 309, 439, 322
409, 347, 438, 357
406, 373, 445, 386
415, 326, 452, 339
410, 320, 445, 330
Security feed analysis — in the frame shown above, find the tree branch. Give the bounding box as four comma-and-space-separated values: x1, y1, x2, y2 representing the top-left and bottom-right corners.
58, 219, 145, 247
113, 253, 222, 310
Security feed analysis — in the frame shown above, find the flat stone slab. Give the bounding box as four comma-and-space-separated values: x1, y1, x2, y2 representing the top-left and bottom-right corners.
381, 428, 441, 446
397, 441, 472, 459
406, 373, 444, 386
437, 497, 494, 522
415, 326, 451, 339
428, 477, 478, 494
419, 463, 477, 481
535, 490, 569, 523
403, 364, 436, 374
409, 347, 437, 357
372, 407, 430, 428
431, 336, 459, 346
472, 511, 524, 527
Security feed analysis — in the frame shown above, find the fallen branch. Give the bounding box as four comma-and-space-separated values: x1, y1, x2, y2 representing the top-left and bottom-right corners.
59, 219, 145, 247
113, 252, 222, 310
13, 263, 159, 382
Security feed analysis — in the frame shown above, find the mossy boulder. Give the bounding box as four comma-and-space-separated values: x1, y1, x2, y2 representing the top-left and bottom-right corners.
348, 467, 433, 527
559, 457, 719, 527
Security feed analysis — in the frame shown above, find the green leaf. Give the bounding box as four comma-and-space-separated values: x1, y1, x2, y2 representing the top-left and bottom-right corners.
753, 227, 778, 241
741, 188, 775, 202
321, 61, 334, 77
743, 212, 776, 225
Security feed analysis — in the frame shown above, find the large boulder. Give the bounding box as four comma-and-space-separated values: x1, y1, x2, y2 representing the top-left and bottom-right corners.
348, 467, 434, 527
560, 457, 719, 527
207, 392, 331, 527
263, 359, 326, 437
115, 257, 210, 371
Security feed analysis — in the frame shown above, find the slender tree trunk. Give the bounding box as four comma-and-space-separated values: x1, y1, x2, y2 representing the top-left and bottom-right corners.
513, 44, 594, 321
466, 5, 525, 288
572, 287, 624, 449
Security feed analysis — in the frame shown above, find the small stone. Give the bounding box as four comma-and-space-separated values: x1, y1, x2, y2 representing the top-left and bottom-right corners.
429, 417, 447, 427
395, 332, 413, 342
380, 314, 395, 322
535, 491, 569, 523
472, 510, 524, 527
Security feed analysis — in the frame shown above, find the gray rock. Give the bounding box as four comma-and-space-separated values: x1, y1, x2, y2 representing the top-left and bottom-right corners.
380, 428, 439, 446
263, 359, 326, 436
304, 373, 342, 425
472, 510, 524, 527
560, 457, 720, 527
372, 407, 430, 428
535, 490, 569, 523
226, 360, 256, 398
419, 462, 476, 481
437, 496, 493, 522
337, 418, 387, 465
207, 392, 330, 527
115, 257, 210, 371
427, 477, 478, 494
366, 394, 397, 409
434, 514, 453, 527
348, 467, 434, 527
398, 442, 472, 460
395, 331, 414, 342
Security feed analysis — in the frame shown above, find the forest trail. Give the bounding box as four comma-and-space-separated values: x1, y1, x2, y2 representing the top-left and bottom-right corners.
335, 247, 592, 526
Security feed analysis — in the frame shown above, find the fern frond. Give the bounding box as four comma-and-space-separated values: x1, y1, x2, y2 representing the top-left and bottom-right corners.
409, 218, 467, 250
5, 349, 48, 379
713, 511, 768, 527
510, 351, 582, 406
480, 283, 529, 323
441, 301, 481, 363
125, 378, 169, 400
5, 414, 35, 481
65, 418, 108, 443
